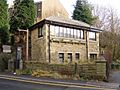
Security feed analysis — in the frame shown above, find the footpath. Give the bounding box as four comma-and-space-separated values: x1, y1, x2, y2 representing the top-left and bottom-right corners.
0, 73, 119, 90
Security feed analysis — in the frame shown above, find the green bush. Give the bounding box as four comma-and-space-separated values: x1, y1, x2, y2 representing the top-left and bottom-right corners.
16, 69, 32, 75
0, 53, 11, 71
111, 63, 120, 70
79, 73, 105, 81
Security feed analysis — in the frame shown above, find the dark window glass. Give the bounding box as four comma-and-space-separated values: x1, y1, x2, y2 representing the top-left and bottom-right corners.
38, 26, 43, 38
90, 54, 97, 60
68, 53, 72, 62
58, 53, 64, 63
75, 53, 80, 60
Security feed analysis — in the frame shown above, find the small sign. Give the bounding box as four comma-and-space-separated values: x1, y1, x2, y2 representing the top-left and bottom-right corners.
2, 45, 11, 53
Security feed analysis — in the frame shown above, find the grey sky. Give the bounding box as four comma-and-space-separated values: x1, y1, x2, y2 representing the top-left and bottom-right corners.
7, 0, 120, 17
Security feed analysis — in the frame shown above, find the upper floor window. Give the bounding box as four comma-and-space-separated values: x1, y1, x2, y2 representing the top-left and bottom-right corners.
55, 26, 59, 37
89, 31, 96, 40
49, 25, 84, 39
38, 26, 43, 38
60, 27, 64, 37
50, 25, 55, 36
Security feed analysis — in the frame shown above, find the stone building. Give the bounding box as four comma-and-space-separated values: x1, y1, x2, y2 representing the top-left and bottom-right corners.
29, 16, 102, 63
8, 0, 68, 61
8, 0, 68, 23
35, 0, 69, 23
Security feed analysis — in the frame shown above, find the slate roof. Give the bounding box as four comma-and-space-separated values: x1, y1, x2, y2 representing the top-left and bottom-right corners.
29, 16, 102, 32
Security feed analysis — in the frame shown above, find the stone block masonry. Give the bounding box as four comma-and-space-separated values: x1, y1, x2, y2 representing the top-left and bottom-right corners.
25, 60, 106, 80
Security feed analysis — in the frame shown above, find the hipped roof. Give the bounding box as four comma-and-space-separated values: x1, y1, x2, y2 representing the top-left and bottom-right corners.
29, 16, 102, 32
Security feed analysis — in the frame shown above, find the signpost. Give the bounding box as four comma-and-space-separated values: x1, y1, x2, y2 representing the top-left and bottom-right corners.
2, 45, 11, 53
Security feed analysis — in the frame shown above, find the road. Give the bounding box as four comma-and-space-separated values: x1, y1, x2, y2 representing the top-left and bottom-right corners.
0, 78, 99, 90
110, 71, 120, 83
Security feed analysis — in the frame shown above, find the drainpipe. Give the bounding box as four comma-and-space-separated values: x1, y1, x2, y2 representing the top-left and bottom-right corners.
48, 24, 51, 63
86, 30, 88, 60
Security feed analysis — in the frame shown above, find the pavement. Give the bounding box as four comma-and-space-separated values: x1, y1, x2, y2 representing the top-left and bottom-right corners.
0, 73, 119, 90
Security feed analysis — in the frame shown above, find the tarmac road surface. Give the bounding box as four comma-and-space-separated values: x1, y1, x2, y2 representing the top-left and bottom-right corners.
0, 78, 100, 90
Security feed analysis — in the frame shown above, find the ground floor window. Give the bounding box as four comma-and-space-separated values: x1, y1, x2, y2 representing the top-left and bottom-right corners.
68, 53, 72, 63
75, 53, 80, 60
58, 53, 64, 63
90, 54, 97, 60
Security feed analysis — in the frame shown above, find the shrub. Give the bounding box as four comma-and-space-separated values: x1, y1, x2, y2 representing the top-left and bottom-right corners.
79, 73, 105, 81
16, 69, 32, 75
111, 63, 120, 70
32, 70, 52, 77
59, 68, 73, 76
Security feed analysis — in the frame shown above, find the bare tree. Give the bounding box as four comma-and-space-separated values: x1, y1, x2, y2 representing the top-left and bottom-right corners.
92, 5, 120, 62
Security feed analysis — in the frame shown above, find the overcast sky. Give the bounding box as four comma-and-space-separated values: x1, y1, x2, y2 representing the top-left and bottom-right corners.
7, 0, 120, 17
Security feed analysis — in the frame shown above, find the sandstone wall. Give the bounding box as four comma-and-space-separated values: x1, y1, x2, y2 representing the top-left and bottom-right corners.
31, 25, 47, 62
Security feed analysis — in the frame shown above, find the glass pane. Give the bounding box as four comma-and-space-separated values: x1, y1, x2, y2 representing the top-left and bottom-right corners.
67, 28, 70, 38
55, 26, 59, 37
81, 30, 84, 39
50, 25, 55, 35
76, 30, 79, 39
59, 53, 64, 63
77, 30, 80, 39
75, 53, 80, 60
74, 29, 77, 39
64, 27, 67, 37
68, 53, 72, 62
71, 28, 74, 38
89, 32, 96, 40
60, 27, 63, 37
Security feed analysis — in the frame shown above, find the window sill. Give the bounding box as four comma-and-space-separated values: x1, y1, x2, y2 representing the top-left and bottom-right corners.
89, 40, 97, 43
50, 37, 86, 44
38, 36, 44, 39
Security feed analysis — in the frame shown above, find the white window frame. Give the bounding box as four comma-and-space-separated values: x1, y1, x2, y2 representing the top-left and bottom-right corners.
50, 25, 55, 36
55, 26, 60, 37
89, 31, 96, 40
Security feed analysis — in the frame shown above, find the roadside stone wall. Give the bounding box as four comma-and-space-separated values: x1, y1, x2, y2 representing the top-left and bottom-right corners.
25, 60, 106, 80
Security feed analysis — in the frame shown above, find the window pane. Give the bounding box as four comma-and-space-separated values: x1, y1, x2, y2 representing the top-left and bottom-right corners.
77, 30, 80, 39
38, 27, 43, 38
81, 30, 84, 39
64, 27, 67, 37
75, 53, 80, 60
59, 53, 64, 63
76, 30, 79, 39
68, 53, 72, 62
67, 28, 71, 38
74, 29, 77, 39
55, 26, 59, 37
90, 54, 97, 60
71, 29, 74, 38
50, 25, 55, 36
60, 27, 63, 37
89, 32, 96, 40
